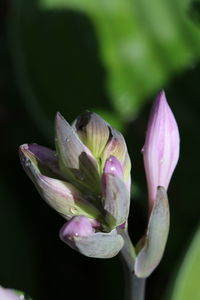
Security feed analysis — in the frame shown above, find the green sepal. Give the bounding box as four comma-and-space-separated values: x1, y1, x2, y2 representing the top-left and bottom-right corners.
134, 187, 170, 278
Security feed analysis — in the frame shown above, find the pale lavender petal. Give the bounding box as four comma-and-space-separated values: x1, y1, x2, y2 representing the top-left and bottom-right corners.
143, 91, 180, 210
0, 287, 21, 300
103, 156, 124, 179
59, 216, 100, 240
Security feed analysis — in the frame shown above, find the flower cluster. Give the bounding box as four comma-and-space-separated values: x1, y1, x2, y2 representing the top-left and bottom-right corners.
19, 112, 131, 258
19, 91, 180, 276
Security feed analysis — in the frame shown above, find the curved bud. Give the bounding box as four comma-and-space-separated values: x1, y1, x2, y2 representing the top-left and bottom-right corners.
143, 91, 180, 210
72, 112, 110, 158
60, 224, 124, 258
134, 187, 170, 278
55, 112, 100, 195
19, 144, 100, 220
0, 286, 21, 300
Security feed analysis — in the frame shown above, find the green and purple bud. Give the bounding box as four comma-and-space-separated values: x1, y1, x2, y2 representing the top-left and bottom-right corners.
19, 112, 131, 258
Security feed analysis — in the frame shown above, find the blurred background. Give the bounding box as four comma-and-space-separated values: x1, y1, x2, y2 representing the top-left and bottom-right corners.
0, 0, 200, 299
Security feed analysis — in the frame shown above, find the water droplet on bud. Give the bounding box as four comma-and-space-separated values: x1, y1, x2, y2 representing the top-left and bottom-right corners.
70, 207, 78, 215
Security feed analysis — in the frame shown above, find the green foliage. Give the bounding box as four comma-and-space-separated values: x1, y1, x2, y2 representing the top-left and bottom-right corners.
39, 0, 200, 119
10, 0, 200, 139
170, 227, 200, 300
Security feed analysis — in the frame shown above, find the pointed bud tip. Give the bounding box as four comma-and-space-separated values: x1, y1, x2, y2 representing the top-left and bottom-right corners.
103, 155, 123, 178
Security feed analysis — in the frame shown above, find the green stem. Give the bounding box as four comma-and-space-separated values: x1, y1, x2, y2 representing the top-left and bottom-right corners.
119, 230, 146, 300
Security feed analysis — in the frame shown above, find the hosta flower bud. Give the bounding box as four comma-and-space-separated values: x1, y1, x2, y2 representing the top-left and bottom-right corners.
143, 91, 180, 210
135, 91, 180, 278
103, 156, 124, 179
19, 112, 131, 258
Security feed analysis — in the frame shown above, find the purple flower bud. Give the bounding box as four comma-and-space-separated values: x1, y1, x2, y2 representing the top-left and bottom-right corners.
103, 155, 124, 179
0, 286, 21, 300
60, 216, 100, 240
143, 91, 180, 210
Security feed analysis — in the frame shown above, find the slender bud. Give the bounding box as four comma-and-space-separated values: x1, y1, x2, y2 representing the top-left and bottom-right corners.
143, 91, 180, 210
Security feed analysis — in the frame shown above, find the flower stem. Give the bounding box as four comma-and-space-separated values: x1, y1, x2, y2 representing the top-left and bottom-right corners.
119, 230, 146, 300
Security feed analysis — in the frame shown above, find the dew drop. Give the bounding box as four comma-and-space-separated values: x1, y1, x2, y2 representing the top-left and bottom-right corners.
23, 157, 31, 168
70, 207, 77, 215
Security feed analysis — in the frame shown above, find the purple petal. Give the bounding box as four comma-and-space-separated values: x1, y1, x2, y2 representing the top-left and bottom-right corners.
103, 155, 124, 179
143, 91, 180, 210
60, 216, 100, 240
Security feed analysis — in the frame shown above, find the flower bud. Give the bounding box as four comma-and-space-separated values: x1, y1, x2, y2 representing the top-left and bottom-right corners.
72, 112, 110, 158
143, 91, 180, 210
103, 155, 124, 180
60, 216, 99, 239
60, 220, 124, 258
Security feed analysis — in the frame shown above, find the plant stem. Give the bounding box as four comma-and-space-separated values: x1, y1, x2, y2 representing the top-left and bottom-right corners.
119, 230, 146, 300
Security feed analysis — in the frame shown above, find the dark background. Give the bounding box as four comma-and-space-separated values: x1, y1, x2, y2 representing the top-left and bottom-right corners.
0, 1, 200, 299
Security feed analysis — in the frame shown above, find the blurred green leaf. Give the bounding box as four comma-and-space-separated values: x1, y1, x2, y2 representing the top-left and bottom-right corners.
170, 226, 200, 300
10, 0, 200, 138
39, 0, 200, 119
